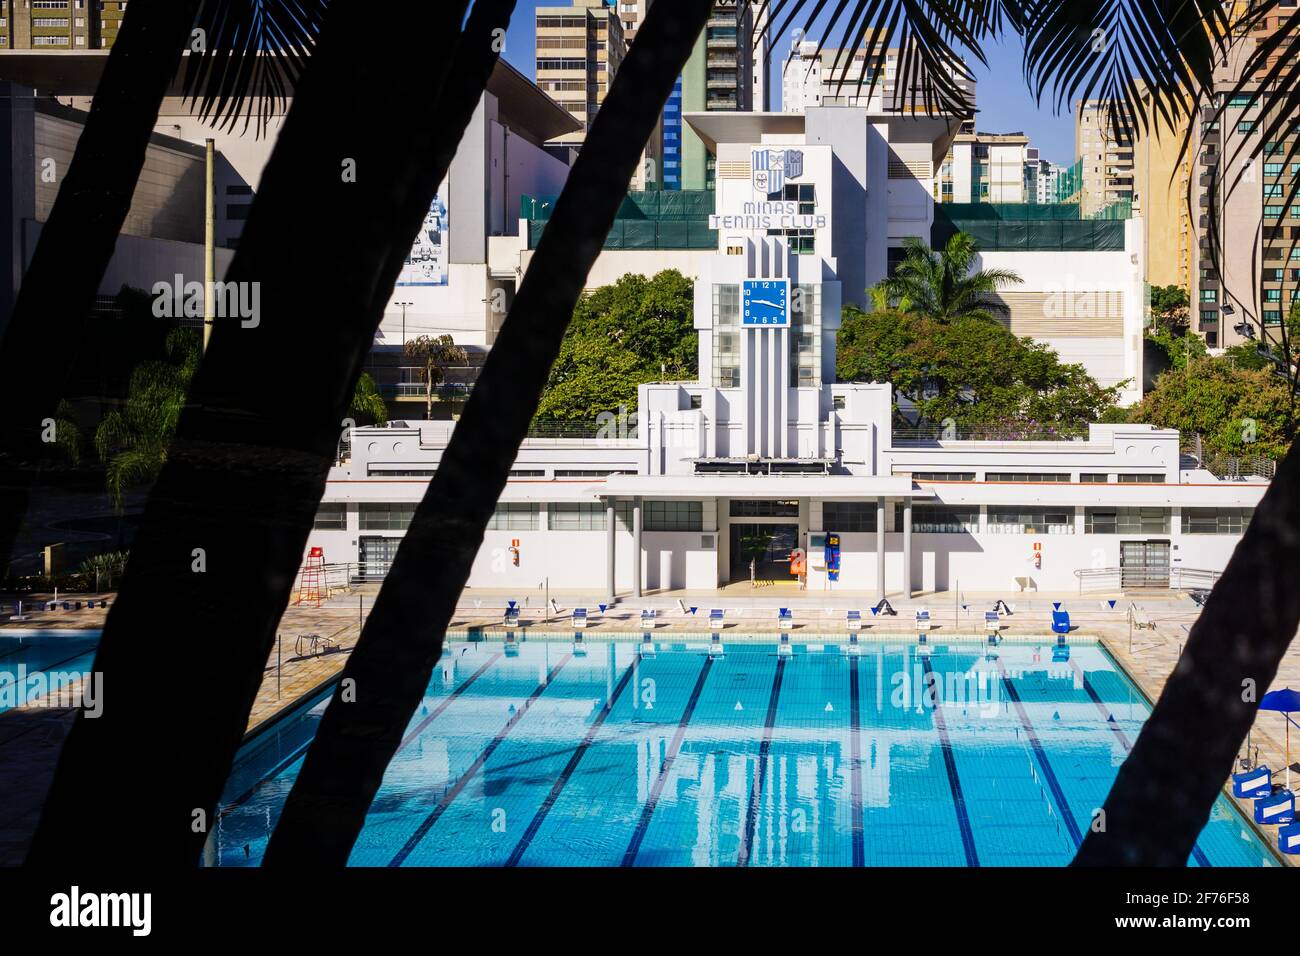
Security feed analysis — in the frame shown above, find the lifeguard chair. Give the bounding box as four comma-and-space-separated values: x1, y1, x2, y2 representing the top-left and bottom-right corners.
295, 547, 326, 607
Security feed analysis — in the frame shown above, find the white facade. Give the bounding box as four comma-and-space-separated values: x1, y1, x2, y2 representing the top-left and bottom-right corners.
306, 110, 1264, 599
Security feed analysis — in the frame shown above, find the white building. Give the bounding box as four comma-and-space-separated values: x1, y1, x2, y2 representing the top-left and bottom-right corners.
307, 110, 1262, 598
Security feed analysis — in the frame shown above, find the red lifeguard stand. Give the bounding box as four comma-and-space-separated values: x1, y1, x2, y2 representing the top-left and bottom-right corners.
295, 547, 326, 607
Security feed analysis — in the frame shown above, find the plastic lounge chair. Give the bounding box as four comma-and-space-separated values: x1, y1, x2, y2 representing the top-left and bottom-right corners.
572, 607, 588, 629
915, 609, 931, 631
709, 608, 725, 631
777, 607, 793, 629
846, 609, 863, 631
640, 608, 657, 629
1051, 609, 1071, 635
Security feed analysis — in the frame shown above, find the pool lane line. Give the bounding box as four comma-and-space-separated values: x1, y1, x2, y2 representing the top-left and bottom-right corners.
621, 655, 715, 867
849, 656, 864, 867
920, 655, 980, 867
219, 650, 505, 818
505, 649, 639, 867
737, 655, 787, 867
995, 660, 1084, 849
1068, 660, 1213, 868
388, 652, 574, 867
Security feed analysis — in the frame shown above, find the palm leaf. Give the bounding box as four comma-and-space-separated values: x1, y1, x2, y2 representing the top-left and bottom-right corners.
181, 0, 331, 135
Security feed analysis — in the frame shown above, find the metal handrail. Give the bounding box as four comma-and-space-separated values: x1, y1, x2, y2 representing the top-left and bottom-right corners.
1074, 565, 1222, 592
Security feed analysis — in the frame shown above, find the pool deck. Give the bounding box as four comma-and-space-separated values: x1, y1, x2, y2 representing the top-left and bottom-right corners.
2, 584, 1296, 865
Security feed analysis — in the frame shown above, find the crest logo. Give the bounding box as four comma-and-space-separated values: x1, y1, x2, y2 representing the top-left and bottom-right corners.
752, 148, 804, 196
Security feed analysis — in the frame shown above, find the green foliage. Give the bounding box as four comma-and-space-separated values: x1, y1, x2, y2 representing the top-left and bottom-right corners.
1146, 325, 1208, 371
94, 328, 199, 511
537, 270, 696, 422
350, 372, 388, 425
51, 400, 82, 466
1124, 357, 1293, 460
1148, 284, 1190, 331
872, 233, 1022, 324
836, 307, 1123, 436
78, 550, 130, 591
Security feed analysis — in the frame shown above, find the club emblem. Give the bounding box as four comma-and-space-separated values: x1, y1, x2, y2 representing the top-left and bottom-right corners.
752, 148, 804, 197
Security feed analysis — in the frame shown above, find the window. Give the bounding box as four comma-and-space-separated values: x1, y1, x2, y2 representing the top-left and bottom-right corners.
548, 502, 605, 530
1200, 309, 1218, 324
1201, 288, 1218, 302
359, 503, 416, 530
713, 284, 740, 389
823, 501, 876, 532
226, 184, 253, 196
1084, 507, 1169, 534
1265, 184, 1285, 197
313, 504, 347, 530
1079, 473, 1110, 483
730, 499, 799, 517
554, 469, 634, 478
644, 500, 702, 531
908, 472, 975, 482
1265, 205, 1284, 219
984, 472, 1070, 483
898, 504, 979, 533
1265, 163, 1284, 177
486, 502, 539, 530
1265, 310, 1282, 325
509, 469, 545, 477
1116, 473, 1165, 483
1182, 508, 1254, 534
1237, 120, 1257, 134
987, 507, 1074, 534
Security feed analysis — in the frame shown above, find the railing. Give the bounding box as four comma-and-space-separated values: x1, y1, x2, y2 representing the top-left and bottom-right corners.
1074, 566, 1222, 592
892, 423, 1089, 443
1181, 447, 1277, 479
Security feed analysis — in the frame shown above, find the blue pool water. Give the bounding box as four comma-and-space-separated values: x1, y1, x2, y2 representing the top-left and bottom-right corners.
209, 638, 1276, 867
0, 630, 100, 714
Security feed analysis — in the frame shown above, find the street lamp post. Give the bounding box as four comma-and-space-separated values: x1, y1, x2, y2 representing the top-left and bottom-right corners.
396, 300, 414, 348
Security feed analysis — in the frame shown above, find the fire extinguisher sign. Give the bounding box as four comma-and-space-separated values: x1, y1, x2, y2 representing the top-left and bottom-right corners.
1032, 541, 1042, 570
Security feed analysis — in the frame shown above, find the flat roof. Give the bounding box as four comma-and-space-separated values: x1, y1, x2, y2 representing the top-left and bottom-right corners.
683, 109, 962, 164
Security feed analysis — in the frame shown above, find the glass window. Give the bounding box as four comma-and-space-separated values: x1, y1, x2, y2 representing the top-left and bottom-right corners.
1116, 473, 1165, 483
896, 504, 979, 533
987, 507, 1075, 534
644, 500, 702, 531
548, 502, 606, 530
984, 472, 1070, 483
1181, 508, 1253, 534
313, 503, 347, 529
909, 472, 976, 482
730, 499, 799, 517
485, 502, 539, 530
1079, 473, 1110, 483
1085, 507, 1170, 534
359, 503, 416, 530
823, 501, 877, 532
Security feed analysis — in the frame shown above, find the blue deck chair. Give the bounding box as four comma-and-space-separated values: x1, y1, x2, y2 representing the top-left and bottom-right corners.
1051, 609, 1071, 635
709, 608, 725, 631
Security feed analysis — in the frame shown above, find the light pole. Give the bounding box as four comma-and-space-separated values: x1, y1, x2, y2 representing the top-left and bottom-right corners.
395, 300, 413, 348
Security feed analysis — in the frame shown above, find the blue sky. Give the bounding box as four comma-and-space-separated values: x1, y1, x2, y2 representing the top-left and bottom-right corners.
501, 1, 1077, 165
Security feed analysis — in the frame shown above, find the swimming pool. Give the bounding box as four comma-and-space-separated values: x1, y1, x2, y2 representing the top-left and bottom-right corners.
209, 637, 1276, 867
0, 630, 100, 715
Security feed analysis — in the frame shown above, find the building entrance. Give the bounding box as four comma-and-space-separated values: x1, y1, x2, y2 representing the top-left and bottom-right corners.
729, 523, 799, 583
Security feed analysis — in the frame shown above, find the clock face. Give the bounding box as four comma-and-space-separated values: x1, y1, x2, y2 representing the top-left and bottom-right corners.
741, 279, 789, 327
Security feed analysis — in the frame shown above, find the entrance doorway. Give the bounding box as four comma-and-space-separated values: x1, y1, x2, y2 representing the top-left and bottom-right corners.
729, 523, 799, 583
1120, 539, 1170, 588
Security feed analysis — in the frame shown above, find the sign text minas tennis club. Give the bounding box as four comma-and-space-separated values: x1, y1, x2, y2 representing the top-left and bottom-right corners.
709, 201, 829, 231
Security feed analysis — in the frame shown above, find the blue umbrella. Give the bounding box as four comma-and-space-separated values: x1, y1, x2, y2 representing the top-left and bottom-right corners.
1260, 689, 1300, 789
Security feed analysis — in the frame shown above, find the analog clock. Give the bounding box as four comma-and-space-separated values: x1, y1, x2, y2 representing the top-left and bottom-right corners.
741, 279, 789, 327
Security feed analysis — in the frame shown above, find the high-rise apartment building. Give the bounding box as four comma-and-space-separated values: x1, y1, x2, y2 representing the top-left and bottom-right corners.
534, 0, 625, 152
0, 0, 123, 50
1075, 99, 1136, 215
938, 132, 1030, 203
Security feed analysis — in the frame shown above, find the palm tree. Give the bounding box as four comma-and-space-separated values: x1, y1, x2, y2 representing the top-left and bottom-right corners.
873, 233, 1021, 323
0, 0, 326, 579
93, 330, 199, 511
262, 0, 714, 866
403, 335, 468, 420
27, 0, 501, 868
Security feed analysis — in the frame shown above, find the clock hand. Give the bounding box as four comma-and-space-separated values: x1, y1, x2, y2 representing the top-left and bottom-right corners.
750, 298, 783, 308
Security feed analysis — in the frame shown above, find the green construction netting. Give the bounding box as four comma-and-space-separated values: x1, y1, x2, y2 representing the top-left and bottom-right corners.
937, 202, 1084, 221
931, 217, 1126, 251
521, 189, 714, 222
527, 218, 717, 250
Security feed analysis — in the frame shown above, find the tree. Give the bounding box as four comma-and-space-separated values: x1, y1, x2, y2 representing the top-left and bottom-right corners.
537, 270, 695, 422
1124, 357, 1293, 462
349, 372, 388, 426
93, 329, 200, 511
262, 0, 712, 867
403, 334, 467, 420
1148, 284, 1190, 333
29, 0, 492, 867
0, 0, 325, 574
837, 307, 1123, 437
1144, 285, 1204, 373
872, 233, 1021, 323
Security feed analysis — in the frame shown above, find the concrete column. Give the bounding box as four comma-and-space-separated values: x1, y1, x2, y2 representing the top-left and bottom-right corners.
632, 496, 643, 599
606, 497, 616, 603
902, 498, 913, 599
876, 496, 886, 601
